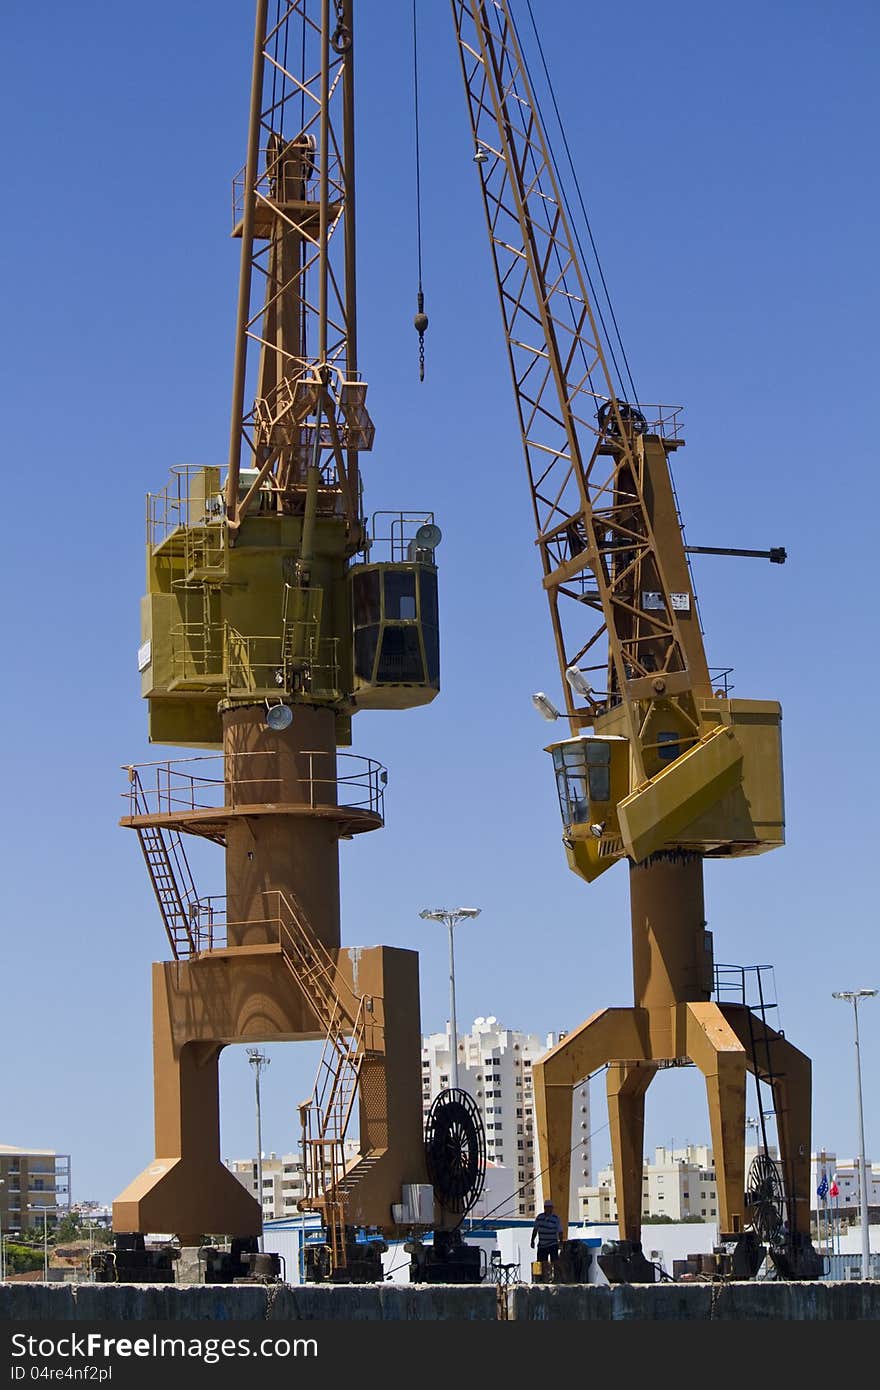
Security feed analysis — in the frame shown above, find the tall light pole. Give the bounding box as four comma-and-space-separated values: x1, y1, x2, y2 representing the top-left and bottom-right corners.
419, 908, 480, 1089
0, 1178, 5, 1282
832, 988, 877, 1278
247, 1048, 270, 1251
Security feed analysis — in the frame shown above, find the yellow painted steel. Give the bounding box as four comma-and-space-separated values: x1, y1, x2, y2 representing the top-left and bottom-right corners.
617, 724, 744, 864
140, 469, 440, 747
551, 699, 784, 871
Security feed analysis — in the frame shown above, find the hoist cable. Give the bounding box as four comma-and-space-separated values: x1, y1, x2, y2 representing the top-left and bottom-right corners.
411, 0, 427, 379
300, 6, 307, 131
522, 0, 640, 407
412, 0, 424, 292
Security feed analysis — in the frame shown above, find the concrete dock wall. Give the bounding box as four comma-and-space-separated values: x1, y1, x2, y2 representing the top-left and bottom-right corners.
508, 1280, 880, 1320
2, 1281, 879, 1320
0, 1283, 498, 1321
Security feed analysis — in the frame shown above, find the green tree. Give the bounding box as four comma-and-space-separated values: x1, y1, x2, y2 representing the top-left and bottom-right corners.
4, 1241, 43, 1274
52, 1212, 81, 1245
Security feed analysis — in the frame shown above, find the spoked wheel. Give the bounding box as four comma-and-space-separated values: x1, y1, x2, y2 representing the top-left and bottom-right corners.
424, 1088, 486, 1217
745, 1152, 785, 1244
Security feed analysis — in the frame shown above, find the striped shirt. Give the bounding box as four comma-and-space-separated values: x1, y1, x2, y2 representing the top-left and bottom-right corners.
532, 1209, 563, 1247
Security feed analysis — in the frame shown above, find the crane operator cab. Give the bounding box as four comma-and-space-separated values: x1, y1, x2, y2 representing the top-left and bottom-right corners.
548, 696, 785, 884
350, 520, 441, 710
550, 735, 629, 883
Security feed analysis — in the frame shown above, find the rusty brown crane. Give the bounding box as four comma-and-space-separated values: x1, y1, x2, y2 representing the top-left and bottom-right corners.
115, 0, 445, 1279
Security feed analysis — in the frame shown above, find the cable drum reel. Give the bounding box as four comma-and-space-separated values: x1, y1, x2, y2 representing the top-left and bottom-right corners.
423, 1088, 486, 1219
596, 398, 648, 438
744, 1152, 786, 1245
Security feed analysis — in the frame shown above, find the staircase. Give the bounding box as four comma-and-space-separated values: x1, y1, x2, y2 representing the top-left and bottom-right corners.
129, 769, 198, 959
273, 891, 382, 1273
126, 761, 381, 1270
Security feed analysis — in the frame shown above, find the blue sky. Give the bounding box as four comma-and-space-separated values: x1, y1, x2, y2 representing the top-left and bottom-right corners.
1, 0, 878, 1204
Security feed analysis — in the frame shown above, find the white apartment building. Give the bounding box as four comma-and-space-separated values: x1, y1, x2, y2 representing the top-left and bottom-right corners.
577, 1146, 880, 1226
421, 1016, 591, 1221
577, 1144, 782, 1224
227, 1141, 360, 1223
810, 1151, 880, 1215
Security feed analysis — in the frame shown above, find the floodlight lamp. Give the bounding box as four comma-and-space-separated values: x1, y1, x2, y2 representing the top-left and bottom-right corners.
473, 144, 488, 164
565, 667, 593, 698
589, 822, 606, 839
265, 702, 293, 731
531, 692, 561, 721
415, 523, 442, 550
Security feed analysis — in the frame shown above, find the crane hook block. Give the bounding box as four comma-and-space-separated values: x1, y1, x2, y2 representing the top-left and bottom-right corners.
414, 290, 428, 382
414, 288, 429, 336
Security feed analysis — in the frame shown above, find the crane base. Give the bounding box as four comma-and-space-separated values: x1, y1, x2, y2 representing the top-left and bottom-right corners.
596, 1239, 658, 1285
768, 1233, 824, 1281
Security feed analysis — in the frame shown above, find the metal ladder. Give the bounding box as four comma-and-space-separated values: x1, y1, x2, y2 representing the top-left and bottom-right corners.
129, 769, 198, 959
716, 964, 791, 1231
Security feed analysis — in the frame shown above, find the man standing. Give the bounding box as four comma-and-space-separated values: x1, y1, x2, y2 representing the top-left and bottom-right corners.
530, 1199, 563, 1264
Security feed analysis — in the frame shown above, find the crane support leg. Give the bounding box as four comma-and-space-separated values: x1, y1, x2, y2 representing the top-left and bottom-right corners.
607, 1062, 657, 1243
685, 1002, 748, 1233
719, 1004, 813, 1239
112, 946, 427, 1239
533, 1008, 649, 1234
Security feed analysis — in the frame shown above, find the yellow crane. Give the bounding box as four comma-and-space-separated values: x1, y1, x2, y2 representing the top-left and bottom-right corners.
451, 0, 821, 1280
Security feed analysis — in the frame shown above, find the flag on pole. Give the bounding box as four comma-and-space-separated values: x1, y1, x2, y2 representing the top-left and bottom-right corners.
829, 1177, 839, 1198
817, 1172, 828, 1199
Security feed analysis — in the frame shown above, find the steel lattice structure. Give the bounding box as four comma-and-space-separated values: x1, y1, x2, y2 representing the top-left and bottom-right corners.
452, 0, 704, 779
226, 0, 370, 538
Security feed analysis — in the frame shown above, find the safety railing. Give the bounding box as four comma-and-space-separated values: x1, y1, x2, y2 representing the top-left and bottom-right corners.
639, 403, 684, 440
231, 147, 345, 233
252, 373, 374, 455
713, 964, 778, 1014
165, 623, 342, 700
147, 465, 224, 549
365, 510, 439, 564
122, 750, 387, 820
225, 629, 285, 695
708, 667, 735, 697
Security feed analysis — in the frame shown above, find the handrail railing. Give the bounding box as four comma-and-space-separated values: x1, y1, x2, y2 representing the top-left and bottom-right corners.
714, 964, 778, 1013
121, 750, 386, 821
183, 890, 380, 1045
365, 510, 438, 564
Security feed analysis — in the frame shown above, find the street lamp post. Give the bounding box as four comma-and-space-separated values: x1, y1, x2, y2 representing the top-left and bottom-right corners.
247, 1048, 271, 1251
832, 988, 877, 1278
419, 908, 481, 1089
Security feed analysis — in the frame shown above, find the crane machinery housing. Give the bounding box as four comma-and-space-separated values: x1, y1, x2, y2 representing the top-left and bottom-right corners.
110, 0, 820, 1286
